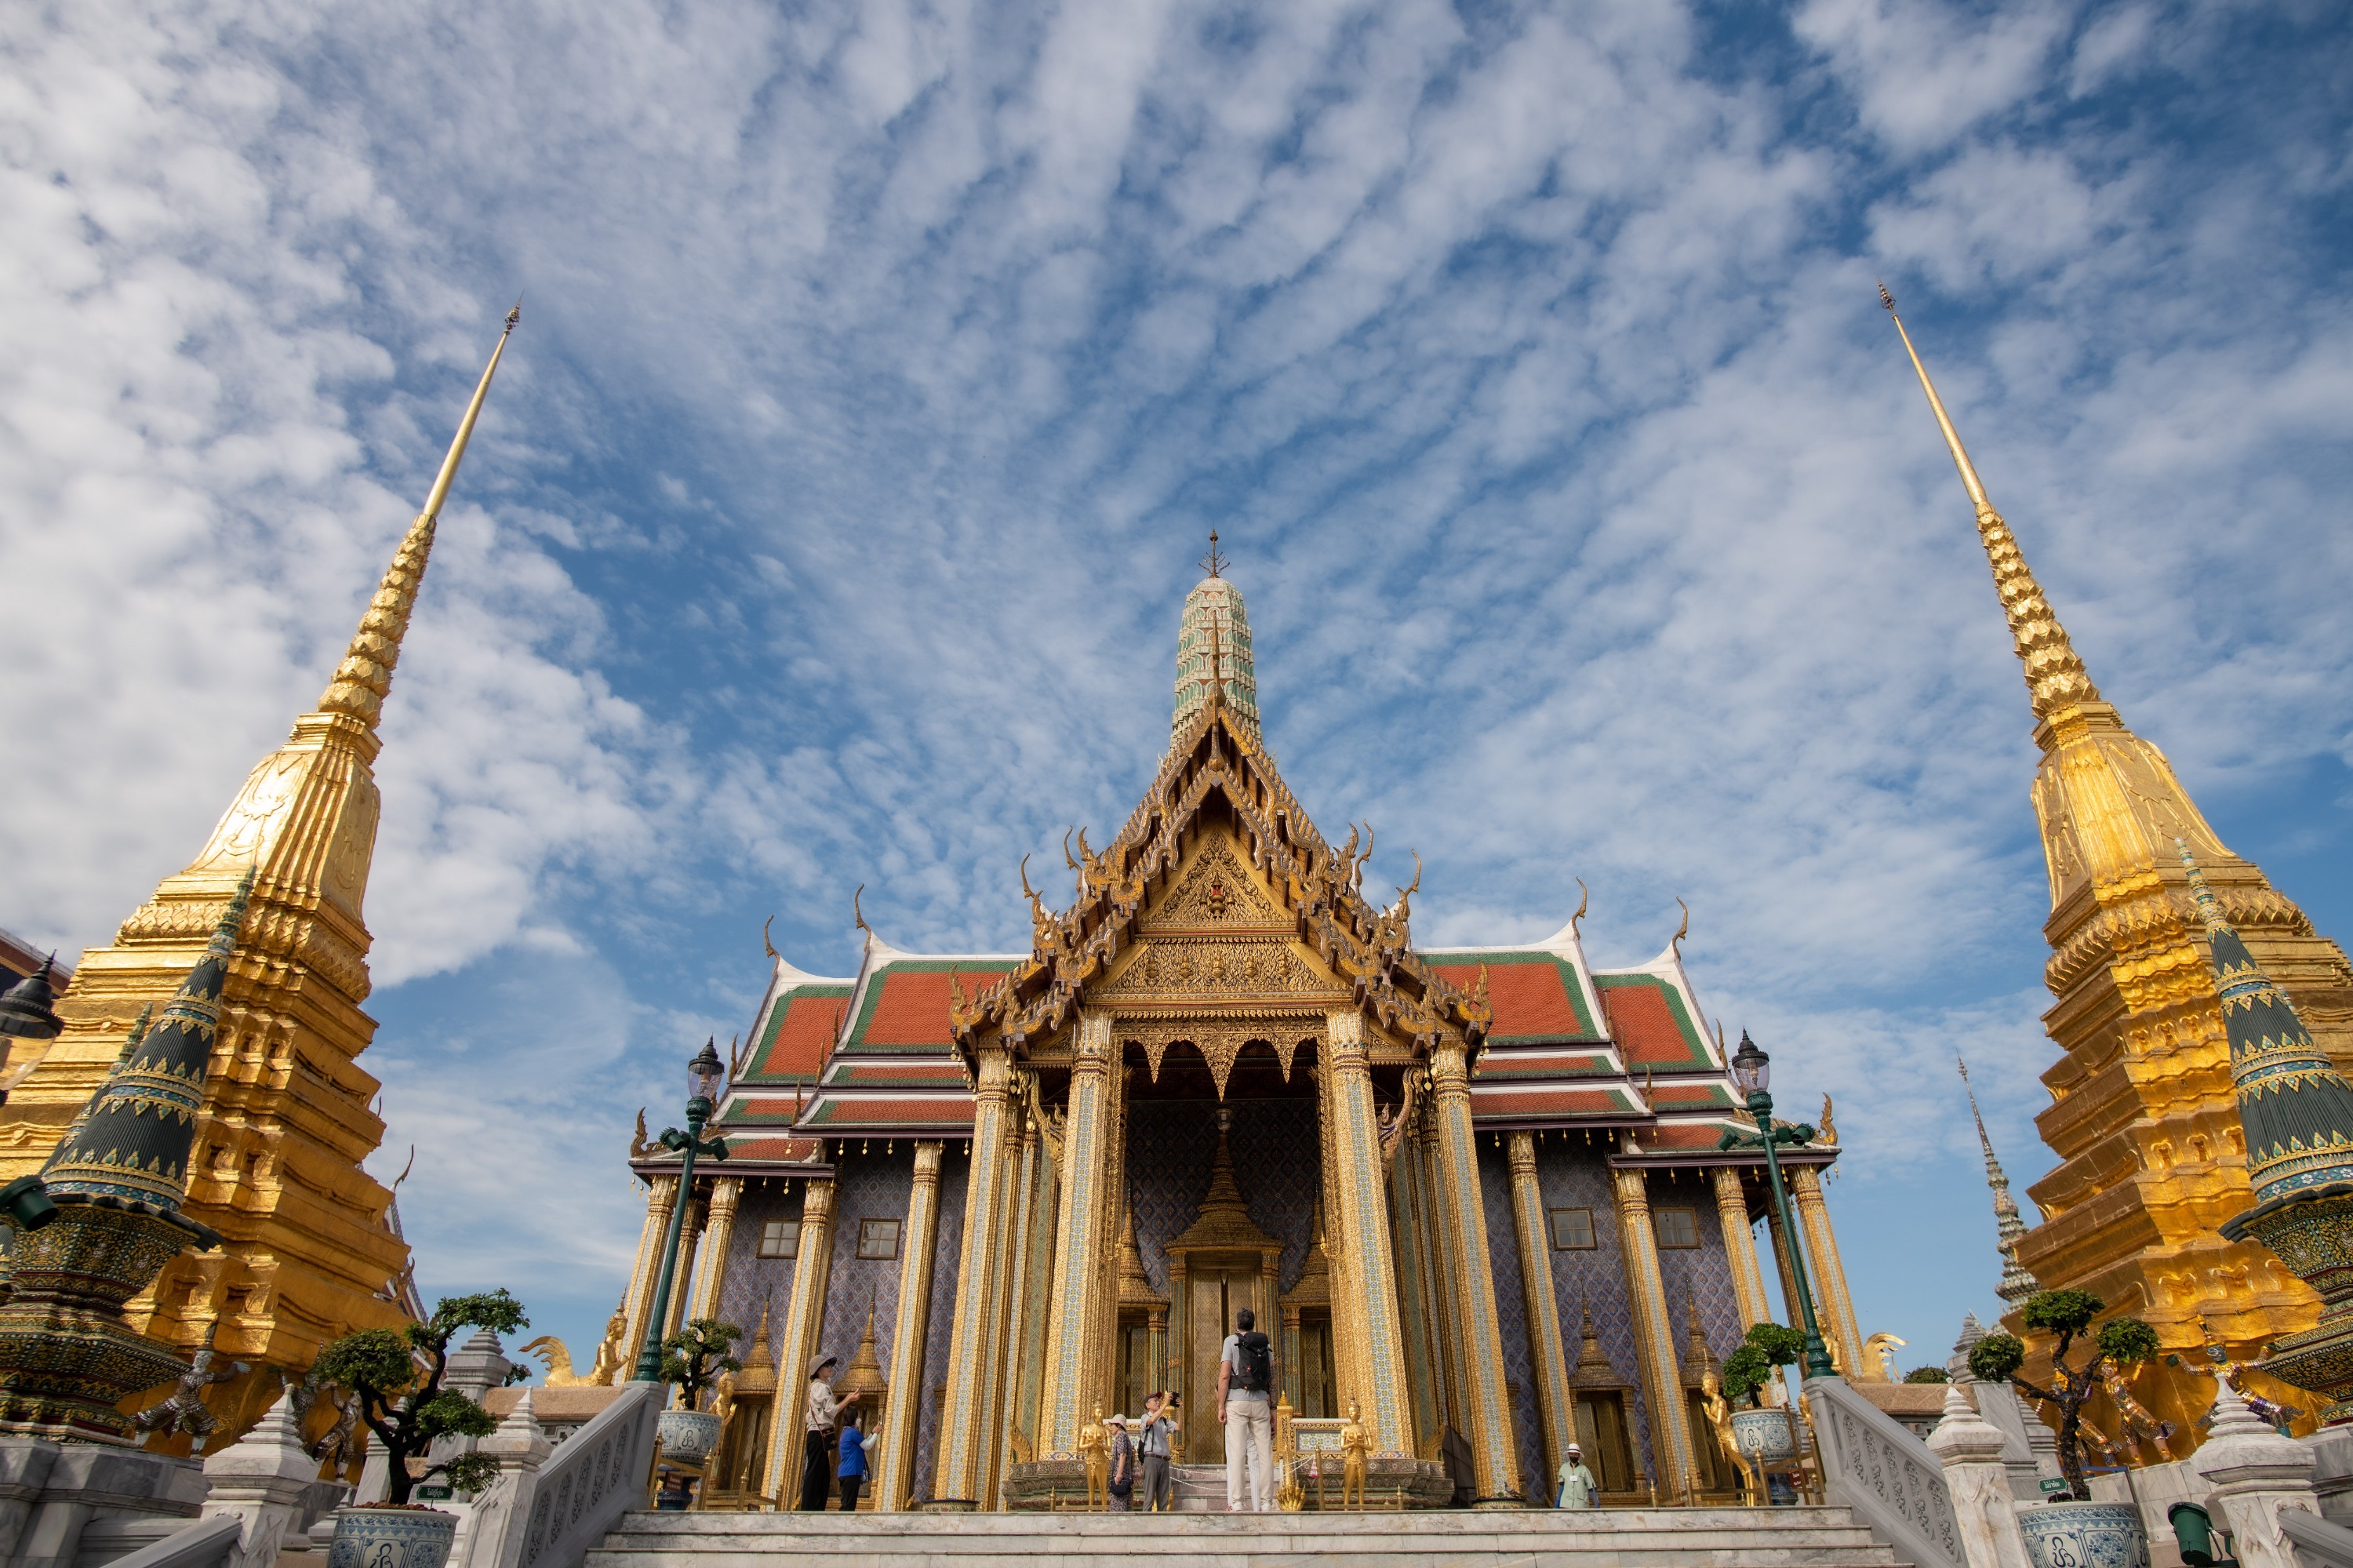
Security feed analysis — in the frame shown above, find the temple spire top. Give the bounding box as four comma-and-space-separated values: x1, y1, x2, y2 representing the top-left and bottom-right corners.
1171, 543, 1261, 744
1199, 529, 1227, 580
1880, 285, 2100, 721
1957, 1056, 2039, 1306
318, 304, 520, 729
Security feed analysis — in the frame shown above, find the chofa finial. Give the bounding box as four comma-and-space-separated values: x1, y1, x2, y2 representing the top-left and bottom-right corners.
1199, 529, 1227, 579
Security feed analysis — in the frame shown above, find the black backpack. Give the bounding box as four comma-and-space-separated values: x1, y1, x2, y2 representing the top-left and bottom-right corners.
1237, 1331, 1273, 1394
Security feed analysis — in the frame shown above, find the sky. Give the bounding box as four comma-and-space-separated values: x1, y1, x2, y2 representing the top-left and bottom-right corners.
2, 0, 2349, 1383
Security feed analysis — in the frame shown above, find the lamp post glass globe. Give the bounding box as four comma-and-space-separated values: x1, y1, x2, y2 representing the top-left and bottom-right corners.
1729, 1032, 1769, 1098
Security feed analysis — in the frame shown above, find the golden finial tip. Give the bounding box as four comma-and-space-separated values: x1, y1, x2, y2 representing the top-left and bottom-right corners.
1878, 280, 1896, 313
506, 298, 522, 332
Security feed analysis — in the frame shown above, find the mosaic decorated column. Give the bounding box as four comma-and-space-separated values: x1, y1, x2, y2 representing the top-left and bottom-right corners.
1764, 1208, 1806, 1330
1322, 1010, 1414, 1458
1414, 1127, 1466, 1439
1613, 1166, 1699, 1501
1711, 1167, 1773, 1331
1039, 1013, 1120, 1457
1790, 1167, 1863, 1377
980, 1104, 1040, 1507
874, 1141, 943, 1511
619, 1174, 678, 1372
1387, 1154, 1443, 1450
1013, 1119, 1060, 1452
662, 1194, 707, 1341
1507, 1133, 1577, 1484
1315, 1054, 1367, 1421
686, 1177, 743, 1321
1427, 1034, 1519, 1503
762, 1173, 837, 1498
932, 1047, 1018, 1508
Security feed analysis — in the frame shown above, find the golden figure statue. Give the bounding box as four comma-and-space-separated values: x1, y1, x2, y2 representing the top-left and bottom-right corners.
1339, 1398, 1369, 1509
1078, 1405, 1109, 1510
710, 1368, 736, 1431
1698, 1368, 1757, 1506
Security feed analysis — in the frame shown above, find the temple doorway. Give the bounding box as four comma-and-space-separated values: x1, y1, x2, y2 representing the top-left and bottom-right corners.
1184, 1257, 1263, 1465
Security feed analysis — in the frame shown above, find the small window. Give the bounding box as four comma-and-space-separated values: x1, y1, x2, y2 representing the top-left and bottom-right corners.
856, 1220, 901, 1261
1654, 1206, 1700, 1250
1549, 1208, 1595, 1250
757, 1219, 800, 1259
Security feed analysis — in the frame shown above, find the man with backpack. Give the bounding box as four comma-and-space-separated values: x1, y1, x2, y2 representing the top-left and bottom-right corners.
1215, 1307, 1279, 1512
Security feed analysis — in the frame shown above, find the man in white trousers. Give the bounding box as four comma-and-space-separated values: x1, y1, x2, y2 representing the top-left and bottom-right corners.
1217, 1306, 1279, 1512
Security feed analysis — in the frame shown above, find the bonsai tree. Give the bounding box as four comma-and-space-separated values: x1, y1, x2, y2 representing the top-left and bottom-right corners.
1720, 1322, 1811, 1410
313, 1290, 529, 1506
1967, 1289, 2160, 1501
660, 1318, 744, 1411
1904, 1366, 1951, 1385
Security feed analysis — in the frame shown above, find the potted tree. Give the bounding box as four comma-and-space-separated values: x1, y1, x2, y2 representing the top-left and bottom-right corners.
655, 1318, 744, 1468
1720, 1322, 1811, 1498
317, 1290, 529, 1568
1968, 1289, 2160, 1568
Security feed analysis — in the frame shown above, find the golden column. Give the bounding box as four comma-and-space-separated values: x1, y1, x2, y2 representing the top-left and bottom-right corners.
1506, 1133, 1577, 1483
663, 1194, 707, 1341
1038, 1013, 1122, 1457
762, 1174, 837, 1499
1789, 1168, 1862, 1377
686, 1177, 743, 1321
980, 1103, 1042, 1507
620, 1174, 680, 1369
1013, 1111, 1060, 1455
1763, 1210, 1806, 1329
1427, 1034, 1520, 1502
1613, 1167, 1698, 1502
1388, 1153, 1445, 1448
932, 1046, 1017, 1508
874, 1141, 943, 1510
1322, 1010, 1416, 1457
1711, 1168, 1773, 1331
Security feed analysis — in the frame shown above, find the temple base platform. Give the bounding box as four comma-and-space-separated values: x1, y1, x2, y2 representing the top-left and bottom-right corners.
587, 1506, 1904, 1566
1003, 1458, 1452, 1511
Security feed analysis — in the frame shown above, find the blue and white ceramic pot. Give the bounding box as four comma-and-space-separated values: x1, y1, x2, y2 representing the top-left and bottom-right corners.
657, 1410, 723, 1467
327, 1506, 459, 1568
2017, 1500, 2149, 1568
1729, 1409, 1798, 1466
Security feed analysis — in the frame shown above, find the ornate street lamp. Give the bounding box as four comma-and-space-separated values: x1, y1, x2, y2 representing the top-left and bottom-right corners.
632, 1038, 731, 1383
1718, 1031, 1836, 1381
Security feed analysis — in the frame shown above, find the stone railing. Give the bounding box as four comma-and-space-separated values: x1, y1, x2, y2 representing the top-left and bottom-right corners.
97, 1515, 242, 1568
1804, 1376, 1966, 1568
469, 1382, 660, 1568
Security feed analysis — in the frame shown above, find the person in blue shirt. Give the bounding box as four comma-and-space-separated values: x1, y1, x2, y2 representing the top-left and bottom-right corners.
836, 1407, 872, 1511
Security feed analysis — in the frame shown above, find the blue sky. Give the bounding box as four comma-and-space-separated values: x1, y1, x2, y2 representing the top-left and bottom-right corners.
3, 0, 2350, 1380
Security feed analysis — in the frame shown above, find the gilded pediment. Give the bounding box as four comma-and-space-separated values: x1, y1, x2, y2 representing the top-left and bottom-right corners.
1093, 937, 1329, 998
1141, 838, 1285, 929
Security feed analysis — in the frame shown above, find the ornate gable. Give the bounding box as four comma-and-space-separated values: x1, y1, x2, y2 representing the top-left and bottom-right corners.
949, 693, 1489, 1064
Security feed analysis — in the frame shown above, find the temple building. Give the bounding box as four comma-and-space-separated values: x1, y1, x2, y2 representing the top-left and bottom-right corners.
1885, 289, 2353, 1447
0, 312, 518, 1449
624, 554, 1866, 1510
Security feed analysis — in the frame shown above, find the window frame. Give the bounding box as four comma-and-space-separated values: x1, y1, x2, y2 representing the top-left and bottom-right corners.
756, 1217, 801, 1259
1548, 1206, 1597, 1251
855, 1218, 902, 1261
1653, 1206, 1700, 1250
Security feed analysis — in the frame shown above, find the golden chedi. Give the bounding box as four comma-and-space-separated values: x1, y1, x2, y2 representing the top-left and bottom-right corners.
0, 309, 522, 1450
1886, 287, 2351, 1446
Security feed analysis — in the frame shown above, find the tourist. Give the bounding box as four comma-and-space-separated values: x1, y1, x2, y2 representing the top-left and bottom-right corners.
1140, 1392, 1177, 1512
836, 1406, 870, 1512
1216, 1307, 1278, 1512
1107, 1413, 1135, 1511
801, 1354, 856, 1510
1556, 1443, 1598, 1509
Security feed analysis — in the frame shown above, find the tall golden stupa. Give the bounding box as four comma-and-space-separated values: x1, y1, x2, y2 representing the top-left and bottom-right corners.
0, 309, 521, 1450
1885, 288, 2353, 1448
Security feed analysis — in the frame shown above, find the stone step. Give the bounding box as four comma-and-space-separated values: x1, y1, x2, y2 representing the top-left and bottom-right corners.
585, 1506, 1910, 1567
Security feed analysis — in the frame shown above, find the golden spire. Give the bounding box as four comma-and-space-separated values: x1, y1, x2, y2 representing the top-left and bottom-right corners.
1880, 285, 2100, 720
318, 304, 521, 729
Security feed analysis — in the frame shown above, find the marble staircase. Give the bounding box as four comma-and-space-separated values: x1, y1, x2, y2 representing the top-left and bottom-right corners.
584, 1506, 1911, 1566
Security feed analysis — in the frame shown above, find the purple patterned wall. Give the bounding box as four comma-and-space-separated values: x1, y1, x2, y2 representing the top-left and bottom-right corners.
1476, 1141, 1547, 1504
1125, 1097, 1319, 1294
817, 1148, 915, 1375
1645, 1167, 1745, 1371
1529, 1140, 1657, 1485
716, 1180, 799, 1352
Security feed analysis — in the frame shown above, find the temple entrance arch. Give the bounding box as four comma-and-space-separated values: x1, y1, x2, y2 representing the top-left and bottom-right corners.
1162, 1108, 1285, 1468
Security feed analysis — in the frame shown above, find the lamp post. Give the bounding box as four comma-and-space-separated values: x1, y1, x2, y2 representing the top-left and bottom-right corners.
0, 958, 63, 1232
1718, 1031, 1836, 1381
633, 1038, 731, 1383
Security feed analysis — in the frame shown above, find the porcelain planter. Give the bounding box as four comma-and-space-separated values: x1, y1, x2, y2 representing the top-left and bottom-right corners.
327, 1506, 459, 1568
2017, 1500, 2149, 1568
1729, 1408, 1799, 1466
657, 1410, 722, 1467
